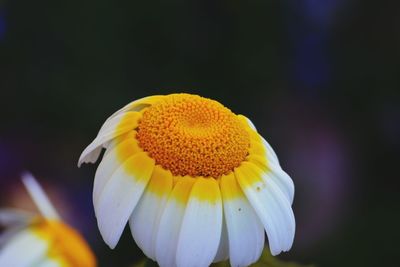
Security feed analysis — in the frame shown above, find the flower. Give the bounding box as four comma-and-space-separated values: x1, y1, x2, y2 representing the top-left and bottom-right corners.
79, 93, 295, 267
0, 173, 97, 267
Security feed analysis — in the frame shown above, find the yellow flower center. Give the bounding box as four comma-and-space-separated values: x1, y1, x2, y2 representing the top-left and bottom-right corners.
136, 94, 250, 178
32, 220, 96, 267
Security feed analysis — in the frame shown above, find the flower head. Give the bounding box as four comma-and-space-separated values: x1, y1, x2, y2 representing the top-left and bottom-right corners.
0, 173, 97, 267
79, 93, 295, 267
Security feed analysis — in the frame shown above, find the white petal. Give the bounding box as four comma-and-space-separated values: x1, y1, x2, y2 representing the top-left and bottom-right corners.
238, 114, 257, 131
129, 166, 173, 260
263, 177, 295, 253
176, 178, 223, 267
78, 111, 141, 167
268, 176, 296, 251
94, 152, 155, 249
260, 136, 280, 166
79, 95, 163, 167
235, 162, 295, 256
36, 259, 62, 267
80, 147, 103, 167
238, 114, 280, 166
93, 132, 141, 206
0, 230, 48, 267
220, 173, 264, 267
92, 148, 120, 208
155, 176, 195, 267
267, 164, 295, 205
0, 227, 26, 248
21, 172, 60, 220
247, 154, 294, 205
213, 216, 229, 263
0, 209, 33, 248
0, 209, 34, 227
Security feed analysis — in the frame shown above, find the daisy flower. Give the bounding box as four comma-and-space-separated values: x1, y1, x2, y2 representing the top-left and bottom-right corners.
0, 173, 97, 267
79, 93, 295, 267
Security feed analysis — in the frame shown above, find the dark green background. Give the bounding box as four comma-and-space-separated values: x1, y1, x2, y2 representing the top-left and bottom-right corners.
0, 0, 399, 266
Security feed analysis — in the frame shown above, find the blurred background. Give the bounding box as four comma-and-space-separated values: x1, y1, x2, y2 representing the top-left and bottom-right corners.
0, 0, 399, 266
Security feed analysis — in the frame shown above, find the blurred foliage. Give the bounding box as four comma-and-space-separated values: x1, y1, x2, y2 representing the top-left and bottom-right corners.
132, 248, 314, 267
212, 248, 314, 267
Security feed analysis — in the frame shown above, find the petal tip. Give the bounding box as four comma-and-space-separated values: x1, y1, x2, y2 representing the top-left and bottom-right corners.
20, 172, 60, 220
99, 226, 120, 250
106, 241, 117, 250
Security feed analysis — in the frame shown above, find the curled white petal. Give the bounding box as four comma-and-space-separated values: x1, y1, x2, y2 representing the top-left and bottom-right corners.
78, 95, 164, 167
94, 153, 154, 249
235, 162, 295, 256
248, 153, 294, 205
78, 111, 141, 167
103, 95, 164, 124
267, 163, 295, 205
92, 134, 140, 206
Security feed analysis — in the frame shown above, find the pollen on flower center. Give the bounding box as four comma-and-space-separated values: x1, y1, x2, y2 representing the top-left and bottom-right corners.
136, 94, 250, 178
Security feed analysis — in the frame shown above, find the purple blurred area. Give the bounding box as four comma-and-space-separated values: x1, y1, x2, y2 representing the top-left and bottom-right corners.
0, 0, 399, 266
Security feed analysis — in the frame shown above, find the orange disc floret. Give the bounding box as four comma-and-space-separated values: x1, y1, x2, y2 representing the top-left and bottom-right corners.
136, 94, 250, 178
32, 220, 97, 267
